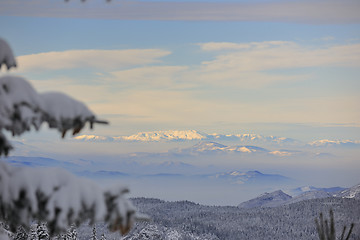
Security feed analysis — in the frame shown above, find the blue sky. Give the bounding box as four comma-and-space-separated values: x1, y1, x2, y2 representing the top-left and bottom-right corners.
1, 0, 360, 142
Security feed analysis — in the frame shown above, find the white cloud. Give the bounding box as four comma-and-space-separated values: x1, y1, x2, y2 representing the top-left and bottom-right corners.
308, 139, 360, 147
198, 41, 290, 52
109, 66, 188, 86
15, 41, 360, 90
11, 41, 360, 130
1, 0, 359, 24
194, 41, 360, 87
199, 42, 360, 71
16, 49, 171, 72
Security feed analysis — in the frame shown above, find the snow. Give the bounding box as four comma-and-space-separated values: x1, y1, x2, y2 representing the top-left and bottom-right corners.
269, 150, 292, 156
0, 75, 101, 155
339, 183, 360, 199
0, 38, 107, 156
121, 130, 206, 141
0, 39, 16, 70
74, 135, 109, 141
0, 230, 10, 240
73, 131, 298, 144
40, 92, 95, 136
0, 161, 140, 235
308, 139, 360, 147
0, 76, 43, 135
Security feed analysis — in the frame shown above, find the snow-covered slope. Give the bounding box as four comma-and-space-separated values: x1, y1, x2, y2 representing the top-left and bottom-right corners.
285, 191, 332, 204
289, 186, 346, 196
239, 183, 360, 208
238, 190, 292, 208
337, 183, 360, 199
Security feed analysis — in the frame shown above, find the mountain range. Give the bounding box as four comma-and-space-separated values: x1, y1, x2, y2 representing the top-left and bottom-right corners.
238, 183, 360, 208
74, 130, 299, 145
73, 130, 360, 148
206, 170, 292, 185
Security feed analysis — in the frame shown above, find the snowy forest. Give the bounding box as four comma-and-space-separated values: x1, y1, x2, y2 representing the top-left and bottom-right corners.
1, 196, 359, 240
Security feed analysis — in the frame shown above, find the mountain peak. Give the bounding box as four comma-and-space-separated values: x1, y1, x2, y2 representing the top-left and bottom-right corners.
238, 190, 292, 208
192, 141, 227, 150
122, 130, 207, 142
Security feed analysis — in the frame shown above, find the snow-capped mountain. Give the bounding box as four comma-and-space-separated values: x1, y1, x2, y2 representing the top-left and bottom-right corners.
308, 139, 360, 147
175, 141, 269, 155
207, 170, 292, 185
121, 130, 207, 142
73, 130, 299, 145
337, 183, 360, 199
285, 191, 332, 204
238, 183, 360, 208
170, 141, 308, 158
238, 190, 292, 208
289, 186, 346, 196
72, 134, 111, 141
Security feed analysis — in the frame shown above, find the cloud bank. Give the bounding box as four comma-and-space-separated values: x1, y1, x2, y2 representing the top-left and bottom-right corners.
0, 0, 359, 24
15, 40, 360, 128
16, 49, 171, 72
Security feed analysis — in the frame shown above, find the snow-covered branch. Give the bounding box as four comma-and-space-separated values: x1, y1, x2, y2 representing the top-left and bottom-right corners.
0, 38, 107, 156
0, 39, 16, 71
0, 38, 146, 235
0, 162, 143, 235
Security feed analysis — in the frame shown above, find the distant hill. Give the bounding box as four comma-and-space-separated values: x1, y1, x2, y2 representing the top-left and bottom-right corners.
336, 183, 360, 199
290, 186, 346, 196
2, 156, 79, 170
238, 190, 292, 208
238, 183, 360, 208
285, 191, 332, 205
206, 170, 292, 185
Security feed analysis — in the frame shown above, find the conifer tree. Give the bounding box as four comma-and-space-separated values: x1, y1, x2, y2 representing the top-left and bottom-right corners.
28, 224, 38, 240
13, 226, 27, 240
66, 225, 77, 240
36, 223, 49, 240
91, 225, 97, 240
100, 233, 106, 240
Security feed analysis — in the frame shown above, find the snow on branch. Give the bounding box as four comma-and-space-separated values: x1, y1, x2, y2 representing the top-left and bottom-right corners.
0, 38, 146, 236
0, 75, 107, 155
0, 162, 144, 235
0, 38, 108, 156
0, 39, 17, 70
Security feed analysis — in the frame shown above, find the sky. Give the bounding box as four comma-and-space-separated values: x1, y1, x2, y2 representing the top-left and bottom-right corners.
1, 0, 360, 204
1, 0, 359, 141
